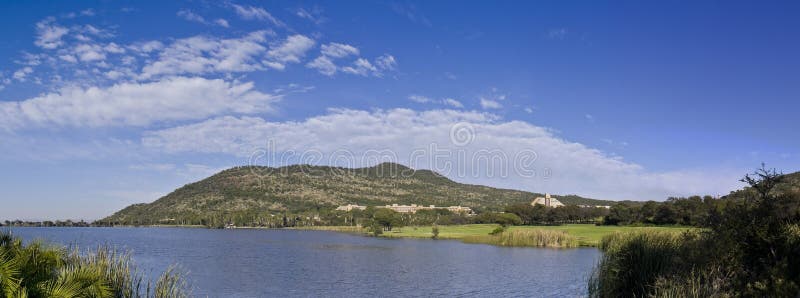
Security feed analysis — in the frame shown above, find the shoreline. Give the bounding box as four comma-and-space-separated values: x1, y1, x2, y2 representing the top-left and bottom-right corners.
6, 224, 692, 249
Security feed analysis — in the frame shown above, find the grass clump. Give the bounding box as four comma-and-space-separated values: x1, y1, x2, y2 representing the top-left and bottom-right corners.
0, 230, 189, 297
588, 230, 696, 297
462, 229, 579, 248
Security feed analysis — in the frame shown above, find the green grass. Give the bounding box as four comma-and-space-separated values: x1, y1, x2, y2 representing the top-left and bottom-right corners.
381, 224, 691, 246
302, 224, 693, 247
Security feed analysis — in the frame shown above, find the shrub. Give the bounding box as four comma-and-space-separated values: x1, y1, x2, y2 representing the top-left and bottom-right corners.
0, 230, 189, 297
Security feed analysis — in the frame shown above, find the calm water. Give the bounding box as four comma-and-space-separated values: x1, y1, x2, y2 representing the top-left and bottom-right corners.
9, 227, 600, 297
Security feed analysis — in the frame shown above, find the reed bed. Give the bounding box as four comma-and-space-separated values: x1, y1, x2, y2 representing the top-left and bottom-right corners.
588, 230, 693, 298
462, 229, 580, 248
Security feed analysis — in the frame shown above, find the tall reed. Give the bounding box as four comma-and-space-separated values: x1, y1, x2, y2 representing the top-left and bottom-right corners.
588, 230, 693, 298
462, 229, 579, 248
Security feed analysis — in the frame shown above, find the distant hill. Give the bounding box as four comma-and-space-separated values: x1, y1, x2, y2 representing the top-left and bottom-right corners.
100, 162, 613, 225
725, 170, 800, 199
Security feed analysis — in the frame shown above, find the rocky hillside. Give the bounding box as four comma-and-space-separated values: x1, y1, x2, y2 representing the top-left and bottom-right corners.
100, 162, 613, 225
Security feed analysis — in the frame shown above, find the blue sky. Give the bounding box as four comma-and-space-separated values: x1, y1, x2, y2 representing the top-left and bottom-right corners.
1, 1, 799, 220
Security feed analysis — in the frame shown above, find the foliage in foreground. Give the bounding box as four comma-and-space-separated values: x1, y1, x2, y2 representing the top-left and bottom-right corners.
0, 230, 189, 298
462, 229, 579, 248
589, 165, 800, 297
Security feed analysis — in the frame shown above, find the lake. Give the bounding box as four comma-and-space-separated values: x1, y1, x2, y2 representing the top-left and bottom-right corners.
8, 227, 601, 297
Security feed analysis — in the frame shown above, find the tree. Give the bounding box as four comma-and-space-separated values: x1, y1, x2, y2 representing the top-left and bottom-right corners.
604, 203, 633, 225
652, 204, 677, 225
372, 209, 403, 231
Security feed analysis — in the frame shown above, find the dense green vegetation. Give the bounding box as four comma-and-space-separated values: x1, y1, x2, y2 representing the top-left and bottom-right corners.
589, 166, 800, 297
97, 163, 608, 227
504, 203, 609, 225
0, 230, 188, 297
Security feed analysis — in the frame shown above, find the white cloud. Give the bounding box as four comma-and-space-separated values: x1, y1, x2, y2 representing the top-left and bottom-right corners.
130, 41, 164, 54
443, 98, 464, 108
341, 58, 378, 76
177, 9, 207, 24
296, 7, 325, 24
231, 4, 284, 27
34, 18, 69, 49
307, 44, 396, 77
320, 43, 359, 58
214, 19, 230, 28
585, 114, 595, 122
13, 67, 34, 81
141, 108, 742, 200
74, 43, 106, 62
409, 95, 432, 103
480, 98, 502, 109
141, 31, 270, 78
266, 35, 315, 69
0, 77, 278, 129
524, 107, 534, 114
410, 95, 463, 108
305, 56, 337, 75
177, 10, 230, 28
375, 54, 397, 70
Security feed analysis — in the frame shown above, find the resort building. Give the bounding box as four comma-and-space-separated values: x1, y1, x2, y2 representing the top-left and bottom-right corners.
335, 204, 367, 212
531, 193, 565, 208
335, 203, 473, 214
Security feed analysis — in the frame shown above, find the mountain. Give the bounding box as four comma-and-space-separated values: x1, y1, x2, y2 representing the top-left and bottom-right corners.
100, 162, 614, 225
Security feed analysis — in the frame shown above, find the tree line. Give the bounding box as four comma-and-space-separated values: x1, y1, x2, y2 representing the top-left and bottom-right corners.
602, 195, 724, 226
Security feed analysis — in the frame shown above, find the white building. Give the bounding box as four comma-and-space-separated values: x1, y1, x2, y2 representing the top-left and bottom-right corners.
335, 203, 473, 214
335, 204, 367, 212
531, 193, 565, 208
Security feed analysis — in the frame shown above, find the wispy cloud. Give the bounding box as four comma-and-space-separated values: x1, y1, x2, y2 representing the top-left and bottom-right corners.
443, 98, 464, 108
409, 95, 432, 103
265, 34, 316, 70
480, 97, 502, 109
230, 3, 285, 27
307, 42, 397, 77
409, 95, 464, 108
390, 2, 432, 27
321, 43, 359, 58
296, 6, 326, 24
177, 9, 230, 28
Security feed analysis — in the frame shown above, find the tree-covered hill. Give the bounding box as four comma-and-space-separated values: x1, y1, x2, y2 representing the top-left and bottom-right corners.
99, 162, 612, 225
